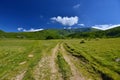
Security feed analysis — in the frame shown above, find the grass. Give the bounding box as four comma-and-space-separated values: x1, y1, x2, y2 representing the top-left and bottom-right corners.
56, 51, 72, 80
0, 39, 58, 80
0, 38, 120, 80
64, 38, 120, 80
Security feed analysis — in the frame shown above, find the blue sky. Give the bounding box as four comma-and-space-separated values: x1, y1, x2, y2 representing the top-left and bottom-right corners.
0, 0, 120, 32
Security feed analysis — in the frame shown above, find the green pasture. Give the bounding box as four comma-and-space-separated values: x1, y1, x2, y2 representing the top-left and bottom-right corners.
64, 38, 120, 80
0, 38, 120, 80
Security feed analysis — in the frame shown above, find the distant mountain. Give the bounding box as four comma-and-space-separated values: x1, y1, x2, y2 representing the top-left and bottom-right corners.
0, 30, 5, 38
1, 26, 119, 39
105, 26, 120, 37
0, 27, 97, 39
0, 30, 4, 33
68, 26, 120, 38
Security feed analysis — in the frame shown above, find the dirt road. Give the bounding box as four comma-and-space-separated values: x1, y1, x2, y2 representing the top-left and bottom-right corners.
12, 43, 84, 80
60, 44, 85, 80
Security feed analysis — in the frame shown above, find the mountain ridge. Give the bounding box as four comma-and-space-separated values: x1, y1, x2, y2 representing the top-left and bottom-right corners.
68, 26, 120, 38
0, 27, 120, 39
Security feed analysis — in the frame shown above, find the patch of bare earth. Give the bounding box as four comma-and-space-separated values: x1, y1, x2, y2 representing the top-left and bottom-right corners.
11, 71, 26, 80
19, 61, 27, 65
11, 61, 27, 80
28, 54, 34, 58
50, 44, 63, 80
60, 44, 85, 80
33, 56, 51, 80
33, 44, 62, 80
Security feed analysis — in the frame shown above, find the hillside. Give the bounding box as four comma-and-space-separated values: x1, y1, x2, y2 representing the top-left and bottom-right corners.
0, 27, 120, 39
0, 28, 96, 39
0, 30, 4, 33
68, 26, 120, 38
105, 26, 120, 37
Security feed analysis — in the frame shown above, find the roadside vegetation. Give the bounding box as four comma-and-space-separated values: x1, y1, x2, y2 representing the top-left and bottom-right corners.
64, 38, 120, 80
56, 51, 72, 80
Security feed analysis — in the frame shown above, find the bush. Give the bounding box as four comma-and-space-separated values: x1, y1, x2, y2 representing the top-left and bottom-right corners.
80, 40, 85, 44
46, 36, 54, 40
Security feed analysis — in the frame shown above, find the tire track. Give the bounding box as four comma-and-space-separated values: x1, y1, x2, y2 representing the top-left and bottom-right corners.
11, 71, 26, 80
33, 56, 51, 80
33, 43, 62, 80
60, 44, 85, 80
50, 44, 63, 80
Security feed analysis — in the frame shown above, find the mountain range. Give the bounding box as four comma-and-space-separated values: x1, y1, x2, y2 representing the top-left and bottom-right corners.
0, 26, 120, 39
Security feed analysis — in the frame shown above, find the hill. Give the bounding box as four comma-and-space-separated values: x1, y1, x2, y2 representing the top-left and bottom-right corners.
68, 26, 120, 38
0, 28, 96, 39
0, 26, 120, 39
105, 26, 120, 37
0, 30, 4, 33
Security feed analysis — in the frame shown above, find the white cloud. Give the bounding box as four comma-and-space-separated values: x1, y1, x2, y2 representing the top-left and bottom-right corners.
23, 29, 27, 32
78, 24, 85, 26
73, 4, 80, 9
51, 16, 79, 26
17, 27, 44, 32
92, 24, 120, 30
24, 28, 44, 32
17, 27, 23, 31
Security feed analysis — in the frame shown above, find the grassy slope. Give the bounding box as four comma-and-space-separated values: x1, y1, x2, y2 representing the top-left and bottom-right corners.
64, 38, 120, 80
68, 26, 120, 38
0, 29, 68, 39
0, 28, 99, 39
0, 27, 120, 39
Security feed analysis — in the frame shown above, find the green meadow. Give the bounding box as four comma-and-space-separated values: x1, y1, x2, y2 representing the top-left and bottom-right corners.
0, 38, 120, 80
64, 38, 120, 80
0, 40, 58, 80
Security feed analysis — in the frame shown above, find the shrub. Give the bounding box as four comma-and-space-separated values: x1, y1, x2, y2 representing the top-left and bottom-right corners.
46, 36, 54, 40
80, 40, 85, 44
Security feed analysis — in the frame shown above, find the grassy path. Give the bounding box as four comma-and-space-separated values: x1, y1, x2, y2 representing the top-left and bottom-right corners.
33, 43, 85, 80
60, 44, 85, 80
33, 43, 63, 80
50, 44, 63, 80
33, 56, 51, 80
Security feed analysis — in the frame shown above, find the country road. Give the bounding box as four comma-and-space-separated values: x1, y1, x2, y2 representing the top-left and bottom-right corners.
10, 42, 85, 80
32, 43, 85, 80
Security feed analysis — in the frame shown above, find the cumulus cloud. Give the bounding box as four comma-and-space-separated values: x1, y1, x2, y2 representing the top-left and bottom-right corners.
92, 24, 120, 30
51, 16, 79, 26
17, 27, 23, 31
73, 4, 80, 9
17, 27, 44, 32
23, 28, 44, 32
78, 24, 85, 26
